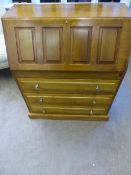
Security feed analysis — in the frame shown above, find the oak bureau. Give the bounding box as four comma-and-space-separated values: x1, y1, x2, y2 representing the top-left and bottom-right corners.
2, 3, 131, 120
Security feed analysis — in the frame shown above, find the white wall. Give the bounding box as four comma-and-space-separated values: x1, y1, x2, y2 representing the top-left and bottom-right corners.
31, 0, 40, 3
121, 0, 131, 7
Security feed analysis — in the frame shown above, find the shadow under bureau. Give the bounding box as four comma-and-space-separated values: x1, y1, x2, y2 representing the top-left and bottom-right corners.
2, 3, 131, 120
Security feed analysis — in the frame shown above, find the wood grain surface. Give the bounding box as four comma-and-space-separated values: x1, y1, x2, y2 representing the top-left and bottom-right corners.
2, 4, 131, 120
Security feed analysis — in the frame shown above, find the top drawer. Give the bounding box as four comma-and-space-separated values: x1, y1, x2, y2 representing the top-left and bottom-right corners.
17, 78, 119, 94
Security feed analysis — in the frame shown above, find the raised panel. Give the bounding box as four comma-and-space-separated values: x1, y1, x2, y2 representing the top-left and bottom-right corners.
43, 27, 63, 63
70, 27, 92, 63
97, 27, 121, 63
15, 27, 37, 63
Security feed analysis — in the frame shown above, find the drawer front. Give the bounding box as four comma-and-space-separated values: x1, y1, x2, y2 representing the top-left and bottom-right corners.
30, 106, 107, 115
18, 78, 119, 94
25, 93, 113, 107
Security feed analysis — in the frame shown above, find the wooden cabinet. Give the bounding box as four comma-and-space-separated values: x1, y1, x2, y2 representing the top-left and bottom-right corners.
2, 3, 131, 120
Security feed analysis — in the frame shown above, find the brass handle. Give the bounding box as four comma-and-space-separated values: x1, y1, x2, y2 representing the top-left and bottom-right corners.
65, 20, 68, 24
96, 85, 100, 91
34, 83, 40, 91
42, 109, 46, 114
90, 110, 93, 115
92, 100, 96, 105
39, 97, 44, 103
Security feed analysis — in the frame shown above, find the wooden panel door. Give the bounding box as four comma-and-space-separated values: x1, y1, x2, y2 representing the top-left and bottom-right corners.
67, 19, 131, 71
68, 19, 121, 66
2, 19, 66, 70
3, 18, 131, 71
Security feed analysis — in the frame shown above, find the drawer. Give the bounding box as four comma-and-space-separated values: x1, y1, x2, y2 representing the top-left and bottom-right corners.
30, 106, 107, 115
25, 93, 113, 107
18, 78, 119, 94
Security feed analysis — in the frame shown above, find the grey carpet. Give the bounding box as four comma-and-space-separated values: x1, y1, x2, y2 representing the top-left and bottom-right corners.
0, 67, 131, 175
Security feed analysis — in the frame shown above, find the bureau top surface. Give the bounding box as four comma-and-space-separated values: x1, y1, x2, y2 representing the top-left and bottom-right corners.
2, 3, 131, 19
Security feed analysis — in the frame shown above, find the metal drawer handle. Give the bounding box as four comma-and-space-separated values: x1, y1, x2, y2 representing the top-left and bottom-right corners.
65, 20, 68, 24
90, 110, 93, 115
42, 109, 46, 114
93, 100, 96, 105
39, 97, 44, 103
34, 83, 40, 91
96, 85, 100, 91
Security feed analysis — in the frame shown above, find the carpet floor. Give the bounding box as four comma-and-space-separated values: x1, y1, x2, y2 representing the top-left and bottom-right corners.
0, 67, 131, 175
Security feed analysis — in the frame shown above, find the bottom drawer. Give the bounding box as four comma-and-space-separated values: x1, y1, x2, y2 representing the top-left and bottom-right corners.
30, 106, 107, 115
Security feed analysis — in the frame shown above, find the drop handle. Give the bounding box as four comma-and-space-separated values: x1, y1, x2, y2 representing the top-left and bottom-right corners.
92, 100, 96, 105
39, 97, 44, 103
90, 110, 93, 115
42, 109, 46, 114
96, 85, 100, 91
34, 83, 40, 91
65, 20, 68, 24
